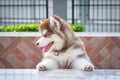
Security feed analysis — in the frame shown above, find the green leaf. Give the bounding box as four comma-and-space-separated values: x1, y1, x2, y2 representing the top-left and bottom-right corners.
0, 23, 85, 32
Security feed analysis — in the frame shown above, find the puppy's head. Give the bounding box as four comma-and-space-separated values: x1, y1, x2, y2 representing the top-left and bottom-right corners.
35, 15, 74, 54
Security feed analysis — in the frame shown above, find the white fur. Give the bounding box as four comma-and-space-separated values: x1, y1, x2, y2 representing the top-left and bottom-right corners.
36, 34, 64, 51
50, 16, 65, 38
71, 58, 94, 70
72, 49, 84, 55
36, 58, 58, 70
42, 29, 47, 35
52, 49, 83, 67
36, 36, 94, 71
36, 48, 94, 70
36, 36, 53, 47
50, 34, 64, 50
50, 16, 60, 29
50, 16, 55, 26
38, 49, 75, 69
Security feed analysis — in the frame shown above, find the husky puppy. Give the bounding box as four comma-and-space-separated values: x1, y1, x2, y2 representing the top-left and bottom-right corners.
35, 15, 94, 71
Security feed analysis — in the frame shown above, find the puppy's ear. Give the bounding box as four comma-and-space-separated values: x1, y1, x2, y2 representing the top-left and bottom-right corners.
40, 20, 43, 24
50, 16, 61, 30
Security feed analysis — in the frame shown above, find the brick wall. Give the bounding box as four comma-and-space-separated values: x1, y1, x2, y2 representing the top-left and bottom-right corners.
0, 37, 120, 69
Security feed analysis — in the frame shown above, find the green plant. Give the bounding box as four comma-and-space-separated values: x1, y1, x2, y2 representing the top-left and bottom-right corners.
0, 24, 39, 32
0, 24, 85, 32
70, 24, 85, 32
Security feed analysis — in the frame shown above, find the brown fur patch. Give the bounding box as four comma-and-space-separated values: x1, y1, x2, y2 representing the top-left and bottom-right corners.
74, 37, 85, 50
40, 19, 55, 38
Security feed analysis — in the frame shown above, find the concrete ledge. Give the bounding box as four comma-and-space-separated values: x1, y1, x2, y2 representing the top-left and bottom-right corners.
0, 32, 120, 36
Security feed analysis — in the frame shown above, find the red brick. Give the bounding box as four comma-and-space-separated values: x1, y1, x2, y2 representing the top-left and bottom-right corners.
9, 37, 15, 40
18, 41, 27, 50
100, 59, 110, 69
90, 38, 99, 47
23, 47, 32, 57
85, 37, 92, 41
12, 59, 22, 68
18, 53, 26, 62
95, 54, 103, 63
106, 54, 115, 62
0, 43, 4, 51
31, 54, 39, 63
2, 38, 11, 47
107, 43, 115, 51
29, 37, 36, 41
0, 62, 6, 68
5, 53, 16, 63
112, 47, 120, 58
23, 59, 33, 68
119, 56, 120, 60
12, 48, 21, 56
86, 45, 92, 52
109, 66, 114, 69
112, 59, 120, 69
97, 37, 105, 41
101, 48, 109, 57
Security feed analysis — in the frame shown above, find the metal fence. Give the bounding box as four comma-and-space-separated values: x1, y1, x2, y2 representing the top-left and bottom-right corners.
71, 0, 120, 32
0, 0, 120, 32
0, 0, 50, 26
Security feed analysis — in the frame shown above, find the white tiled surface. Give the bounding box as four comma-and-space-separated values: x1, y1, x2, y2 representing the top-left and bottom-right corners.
0, 69, 120, 80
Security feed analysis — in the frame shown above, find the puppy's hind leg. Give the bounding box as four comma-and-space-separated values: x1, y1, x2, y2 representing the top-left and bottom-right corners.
36, 58, 58, 71
71, 58, 94, 71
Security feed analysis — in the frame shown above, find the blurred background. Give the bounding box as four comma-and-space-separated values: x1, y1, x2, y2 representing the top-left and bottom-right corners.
0, 0, 120, 32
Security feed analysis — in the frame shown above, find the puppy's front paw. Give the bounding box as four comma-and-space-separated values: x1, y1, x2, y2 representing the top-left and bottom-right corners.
84, 65, 93, 71
36, 64, 47, 71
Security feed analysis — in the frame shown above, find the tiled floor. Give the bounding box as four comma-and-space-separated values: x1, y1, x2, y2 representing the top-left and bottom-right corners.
0, 69, 120, 80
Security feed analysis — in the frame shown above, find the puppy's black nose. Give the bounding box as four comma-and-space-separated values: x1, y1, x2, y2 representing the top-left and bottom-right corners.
36, 42, 39, 46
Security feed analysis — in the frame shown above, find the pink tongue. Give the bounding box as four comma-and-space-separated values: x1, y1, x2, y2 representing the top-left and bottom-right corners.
42, 46, 48, 56
41, 42, 53, 56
